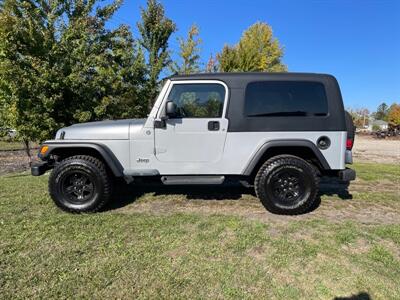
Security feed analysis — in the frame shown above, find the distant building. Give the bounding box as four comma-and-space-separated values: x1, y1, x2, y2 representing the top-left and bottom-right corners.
0, 128, 16, 138
367, 119, 388, 132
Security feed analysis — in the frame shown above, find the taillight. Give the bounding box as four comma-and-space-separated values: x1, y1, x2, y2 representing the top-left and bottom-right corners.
346, 138, 353, 150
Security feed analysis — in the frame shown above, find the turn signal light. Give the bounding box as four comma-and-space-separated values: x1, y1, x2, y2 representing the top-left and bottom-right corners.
40, 145, 49, 155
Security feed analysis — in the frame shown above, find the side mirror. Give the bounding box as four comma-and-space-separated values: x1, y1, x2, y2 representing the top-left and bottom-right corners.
165, 101, 177, 117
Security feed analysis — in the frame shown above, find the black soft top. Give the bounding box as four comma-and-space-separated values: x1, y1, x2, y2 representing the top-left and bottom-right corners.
169, 72, 346, 132
170, 72, 336, 87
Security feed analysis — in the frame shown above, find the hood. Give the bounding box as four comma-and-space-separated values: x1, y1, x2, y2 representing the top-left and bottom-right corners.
55, 119, 146, 140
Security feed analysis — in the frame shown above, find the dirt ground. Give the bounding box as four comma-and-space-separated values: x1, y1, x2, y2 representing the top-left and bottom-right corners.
0, 149, 39, 175
107, 174, 400, 226
0, 135, 399, 175
353, 135, 400, 164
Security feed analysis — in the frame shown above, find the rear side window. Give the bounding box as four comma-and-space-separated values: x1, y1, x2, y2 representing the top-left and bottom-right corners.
245, 81, 328, 117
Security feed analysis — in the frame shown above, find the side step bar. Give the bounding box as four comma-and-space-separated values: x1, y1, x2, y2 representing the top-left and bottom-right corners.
161, 175, 225, 185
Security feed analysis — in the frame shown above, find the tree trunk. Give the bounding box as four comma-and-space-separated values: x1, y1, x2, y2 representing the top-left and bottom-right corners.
23, 139, 32, 166
147, 88, 157, 113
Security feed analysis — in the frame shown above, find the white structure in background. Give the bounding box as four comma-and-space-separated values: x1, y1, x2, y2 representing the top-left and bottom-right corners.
367, 119, 389, 131
0, 128, 17, 138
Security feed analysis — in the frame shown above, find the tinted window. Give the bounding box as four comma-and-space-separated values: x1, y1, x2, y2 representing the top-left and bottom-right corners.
245, 81, 328, 117
167, 84, 225, 118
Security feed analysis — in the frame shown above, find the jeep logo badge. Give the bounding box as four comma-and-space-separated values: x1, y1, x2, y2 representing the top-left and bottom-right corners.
136, 158, 150, 163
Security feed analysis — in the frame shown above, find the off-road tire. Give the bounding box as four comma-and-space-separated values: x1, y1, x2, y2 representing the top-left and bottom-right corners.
254, 155, 319, 215
49, 155, 112, 213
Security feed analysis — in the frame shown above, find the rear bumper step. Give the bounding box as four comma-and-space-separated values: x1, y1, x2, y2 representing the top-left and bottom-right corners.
338, 168, 356, 181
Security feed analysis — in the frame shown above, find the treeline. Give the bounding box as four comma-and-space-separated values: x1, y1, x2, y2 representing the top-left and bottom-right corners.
348, 102, 400, 129
0, 0, 286, 147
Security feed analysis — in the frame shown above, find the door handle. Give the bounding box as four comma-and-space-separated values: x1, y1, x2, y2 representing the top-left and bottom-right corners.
208, 121, 220, 131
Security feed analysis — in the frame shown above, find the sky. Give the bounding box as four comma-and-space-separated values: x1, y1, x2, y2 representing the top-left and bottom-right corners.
106, 0, 400, 111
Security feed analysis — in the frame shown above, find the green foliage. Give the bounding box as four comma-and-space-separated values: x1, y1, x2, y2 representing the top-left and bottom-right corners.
217, 45, 238, 72
375, 102, 389, 120
179, 92, 221, 118
387, 103, 400, 126
217, 22, 287, 72
0, 0, 147, 143
137, 0, 176, 110
170, 24, 202, 75
372, 124, 381, 132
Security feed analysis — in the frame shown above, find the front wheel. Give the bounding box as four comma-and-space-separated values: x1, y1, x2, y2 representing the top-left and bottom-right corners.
254, 155, 319, 215
49, 155, 112, 213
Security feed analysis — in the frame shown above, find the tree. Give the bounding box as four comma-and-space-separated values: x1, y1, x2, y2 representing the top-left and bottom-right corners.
217, 45, 238, 72
137, 0, 176, 111
387, 103, 400, 126
205, 53, 218, 73
170, 24, 202, 75
0, 0, 146, 162
375, 102, 389, 120
348, 108, 369, 128
217, 22, 287, 72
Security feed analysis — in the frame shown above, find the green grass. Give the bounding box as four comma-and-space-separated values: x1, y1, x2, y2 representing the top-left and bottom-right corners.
353, 162, 400, 182
0, 140, 24, 150
0, 140, 39, 151
1, 163, 400, 299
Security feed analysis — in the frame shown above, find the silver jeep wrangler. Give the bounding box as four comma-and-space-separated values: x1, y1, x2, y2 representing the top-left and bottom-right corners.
32, 73, 356, 215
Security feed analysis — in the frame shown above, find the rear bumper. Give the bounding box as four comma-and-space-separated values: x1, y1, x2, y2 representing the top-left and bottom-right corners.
338, 168, 356, 181
31, 161, 52, 176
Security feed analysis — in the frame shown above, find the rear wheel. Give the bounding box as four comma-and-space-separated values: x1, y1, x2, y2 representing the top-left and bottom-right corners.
49, 155, 112, 213
254, 155, 319, 215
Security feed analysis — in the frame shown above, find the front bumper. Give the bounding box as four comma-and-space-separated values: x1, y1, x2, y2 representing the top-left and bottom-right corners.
31, 161, 52, 176
338, 168, 356, 181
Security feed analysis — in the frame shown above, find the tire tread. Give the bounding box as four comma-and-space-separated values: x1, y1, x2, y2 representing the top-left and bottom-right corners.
48, 155, 112, 213
254, 154, 319, 215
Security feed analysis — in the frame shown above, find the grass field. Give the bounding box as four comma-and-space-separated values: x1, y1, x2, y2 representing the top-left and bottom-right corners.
0, 163, 399, 299
0, 140, 39, 151
0, 140, 25, 151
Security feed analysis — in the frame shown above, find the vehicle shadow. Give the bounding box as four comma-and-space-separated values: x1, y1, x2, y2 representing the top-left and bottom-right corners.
105, 180, 254, 211
334, 292, 371, 300
105, 176, 353, 213
319, 177, 353, 200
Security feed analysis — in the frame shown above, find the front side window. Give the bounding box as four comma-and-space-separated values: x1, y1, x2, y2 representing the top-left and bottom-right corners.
245, 81, 328, 117
167, 83, 225, 118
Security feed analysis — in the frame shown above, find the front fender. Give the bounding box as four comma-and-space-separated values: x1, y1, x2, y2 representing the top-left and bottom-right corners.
39, 142, 124, 177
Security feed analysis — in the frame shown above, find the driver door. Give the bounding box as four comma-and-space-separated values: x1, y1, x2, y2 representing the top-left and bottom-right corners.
154, 81, 228, 164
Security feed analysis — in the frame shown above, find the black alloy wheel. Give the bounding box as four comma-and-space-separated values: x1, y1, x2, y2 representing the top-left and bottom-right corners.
60, 171, 95, 204
268, 168, 308, 206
